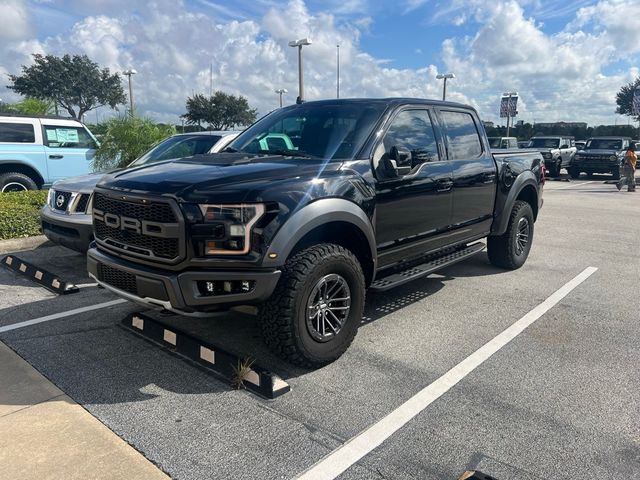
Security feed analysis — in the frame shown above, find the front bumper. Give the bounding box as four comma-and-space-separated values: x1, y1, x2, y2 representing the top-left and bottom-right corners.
87, 247, 281, 316
41, 205, 94, 253
571, 158, 618, 173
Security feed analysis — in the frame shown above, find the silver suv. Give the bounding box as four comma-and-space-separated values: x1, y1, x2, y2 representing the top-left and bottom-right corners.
527, 136, 576, 177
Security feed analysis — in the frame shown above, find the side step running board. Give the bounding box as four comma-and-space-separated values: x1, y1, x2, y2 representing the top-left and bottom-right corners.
369, 243, 485, 292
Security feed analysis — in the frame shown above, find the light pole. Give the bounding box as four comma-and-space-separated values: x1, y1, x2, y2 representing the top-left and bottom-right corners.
288, 38, 312, 103
436, 73, 455, 101
336, 44, 340, 99
275, 88, 288, 108
122, 68, 137, 115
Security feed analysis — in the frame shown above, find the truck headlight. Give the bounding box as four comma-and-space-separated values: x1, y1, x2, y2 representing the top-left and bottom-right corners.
609, 155, 618, 162
198, 204, 265, 255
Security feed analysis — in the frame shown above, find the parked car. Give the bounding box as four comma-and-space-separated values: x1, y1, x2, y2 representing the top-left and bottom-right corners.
569, 136, 631, 179
41, 131, 239, 252
488, 137, 518, 149
526, 136, 577, 177
87, 98, 544, 366
0, 114, 99, 191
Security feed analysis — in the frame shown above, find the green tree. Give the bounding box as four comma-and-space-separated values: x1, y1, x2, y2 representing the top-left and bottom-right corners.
92, 115, 175, 170
616, 76, 640, 120
1, 97, 55, 116
8, 54, 126, 120
182, 91, 257, 130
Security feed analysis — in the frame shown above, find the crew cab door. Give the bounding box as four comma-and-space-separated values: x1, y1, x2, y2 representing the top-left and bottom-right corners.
437, 109, 497, 237
42, 123, 97, 181
373, 108, 454, 268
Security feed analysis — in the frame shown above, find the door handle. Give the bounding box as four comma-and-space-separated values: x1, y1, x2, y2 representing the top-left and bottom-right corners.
436, 179, 453, 192
49, 155, 64, 159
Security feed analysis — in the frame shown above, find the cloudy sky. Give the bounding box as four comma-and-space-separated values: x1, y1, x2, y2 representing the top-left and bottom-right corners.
1, 0, 638, 126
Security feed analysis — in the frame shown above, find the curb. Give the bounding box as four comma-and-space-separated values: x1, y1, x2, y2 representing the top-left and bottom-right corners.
0, 235, 52, 255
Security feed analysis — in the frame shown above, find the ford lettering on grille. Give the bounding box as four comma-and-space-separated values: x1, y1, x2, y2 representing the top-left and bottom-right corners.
93, 192, 183, 263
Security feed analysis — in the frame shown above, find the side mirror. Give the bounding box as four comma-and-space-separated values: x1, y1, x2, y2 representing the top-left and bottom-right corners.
389, 146, 412, 175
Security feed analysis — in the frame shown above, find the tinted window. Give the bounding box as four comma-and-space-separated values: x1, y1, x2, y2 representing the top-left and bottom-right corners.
529, 138, 559, 148
585, 139, 622, 150
230, 103, 386, 160
0, 122, 35, 143
44, 126, 96, 149
488, 138, 501, 148
440, 111, 483, 159
380, 109, 440, 172
130, 135, 221, 166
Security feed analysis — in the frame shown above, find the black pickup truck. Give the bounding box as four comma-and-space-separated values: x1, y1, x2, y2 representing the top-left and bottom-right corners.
87, 99, 544, 366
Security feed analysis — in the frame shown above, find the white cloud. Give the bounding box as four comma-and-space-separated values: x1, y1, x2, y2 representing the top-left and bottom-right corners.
0, 0, 636, 126
0, 0, 31, 39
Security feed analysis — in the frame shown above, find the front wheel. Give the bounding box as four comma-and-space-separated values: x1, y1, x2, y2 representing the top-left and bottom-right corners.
611, 166, 620, 180
259, 243, 365, 367
0, 172, 38, 192
568, 166, 581, 179
487, 200, 534, 270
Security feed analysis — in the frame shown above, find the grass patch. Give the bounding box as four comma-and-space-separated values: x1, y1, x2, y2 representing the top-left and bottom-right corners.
0, 190, 48, 240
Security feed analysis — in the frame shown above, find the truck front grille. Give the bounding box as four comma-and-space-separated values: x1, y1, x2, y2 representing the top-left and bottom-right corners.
93, 191, 184, 264
98, 264, 137, 295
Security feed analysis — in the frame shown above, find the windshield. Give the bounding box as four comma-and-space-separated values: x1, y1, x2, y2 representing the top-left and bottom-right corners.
228, 103, 387, 160
585, 139, 622, 150
129, 134, 222, 167
528, 138, 559, 148
488, 138, 502, 148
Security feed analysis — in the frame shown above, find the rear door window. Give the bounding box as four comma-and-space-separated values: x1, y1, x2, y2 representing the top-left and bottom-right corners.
439, 111, 483, 159
0, 122, 36, 143
43, 125, 96, 149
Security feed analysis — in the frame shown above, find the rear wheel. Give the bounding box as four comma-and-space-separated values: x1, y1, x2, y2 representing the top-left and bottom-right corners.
0, 172, 38, 192
259, 243, 365, 367
487, 200, 534, 270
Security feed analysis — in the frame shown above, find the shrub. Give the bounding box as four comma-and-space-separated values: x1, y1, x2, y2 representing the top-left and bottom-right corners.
93, 115, 176, 170
0, 190, 48, 240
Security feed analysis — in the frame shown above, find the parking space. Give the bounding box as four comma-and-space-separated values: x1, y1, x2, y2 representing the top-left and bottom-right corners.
1, 176, 639, 479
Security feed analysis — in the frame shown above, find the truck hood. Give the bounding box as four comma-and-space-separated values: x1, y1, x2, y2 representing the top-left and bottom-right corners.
51, 171, 117, 193
96, 153, 343, 203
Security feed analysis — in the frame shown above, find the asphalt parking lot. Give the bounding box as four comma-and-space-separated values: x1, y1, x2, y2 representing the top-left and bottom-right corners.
1, 173, 639, 480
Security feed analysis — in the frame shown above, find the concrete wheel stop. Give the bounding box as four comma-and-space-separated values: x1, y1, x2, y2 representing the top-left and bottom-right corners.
121, 312, 291, 399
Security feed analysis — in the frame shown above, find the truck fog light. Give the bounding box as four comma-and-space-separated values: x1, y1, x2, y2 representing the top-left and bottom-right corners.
205, 281, 215, 293
224, 281, 232, 293
229, 224, 245, 236
242, 281, 250, 292
197, 280, 256, 296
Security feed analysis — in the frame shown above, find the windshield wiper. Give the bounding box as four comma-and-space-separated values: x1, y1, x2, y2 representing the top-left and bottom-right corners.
260, 148, 318, 158
221, 147, 239, 153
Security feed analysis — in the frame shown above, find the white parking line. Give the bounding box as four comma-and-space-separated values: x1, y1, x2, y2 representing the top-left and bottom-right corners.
0, 299, 128, 333
546, 181, 593, 190
296, 266, 598, 480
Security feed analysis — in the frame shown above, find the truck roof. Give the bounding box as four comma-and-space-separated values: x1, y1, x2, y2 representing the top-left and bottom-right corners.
288, 97, 473, 110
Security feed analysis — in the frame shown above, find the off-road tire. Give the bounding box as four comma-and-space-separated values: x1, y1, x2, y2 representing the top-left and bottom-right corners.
568, 166, 581, 179
487, 200, 534, 270
0, 172, 38, 192
259, 243, 365, 367
548, 160, 561, 177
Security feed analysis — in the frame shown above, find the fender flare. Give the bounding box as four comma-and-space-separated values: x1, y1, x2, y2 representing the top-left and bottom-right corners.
491, 171, 538, 236
0, 160, 45, 186
262, 198, 376, 270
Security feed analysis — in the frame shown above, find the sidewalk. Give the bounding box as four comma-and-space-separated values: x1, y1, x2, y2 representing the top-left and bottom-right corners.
0, 341, 169, 480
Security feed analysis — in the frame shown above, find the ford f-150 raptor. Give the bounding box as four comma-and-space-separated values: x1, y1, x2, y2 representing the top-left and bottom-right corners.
87, 98, 544, 366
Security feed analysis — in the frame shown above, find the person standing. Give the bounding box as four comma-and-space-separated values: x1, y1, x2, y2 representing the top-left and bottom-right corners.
617, 142, 637, 192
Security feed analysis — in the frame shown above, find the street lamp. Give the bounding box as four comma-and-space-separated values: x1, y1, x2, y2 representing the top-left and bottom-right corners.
436, 73, 455, 101
288, 38, 312, 103
122, 68, 137, 115
275, 88, 288, 108
502, 91, 518, 137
